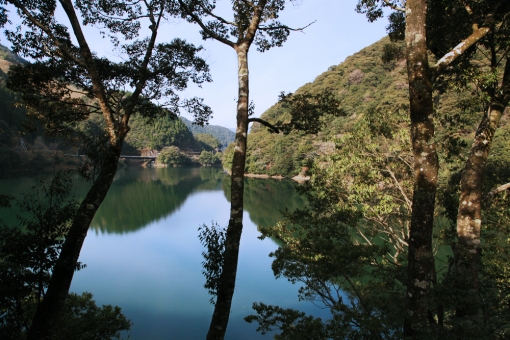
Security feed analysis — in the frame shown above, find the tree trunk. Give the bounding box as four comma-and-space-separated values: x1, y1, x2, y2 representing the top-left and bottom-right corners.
206, 46, 250, 340
454, 57, 510, 336
403, 0, 438, 337
26, 142, 122, 340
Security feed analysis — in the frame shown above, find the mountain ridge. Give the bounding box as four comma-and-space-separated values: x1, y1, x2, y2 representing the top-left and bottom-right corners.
180, 116, 235, 149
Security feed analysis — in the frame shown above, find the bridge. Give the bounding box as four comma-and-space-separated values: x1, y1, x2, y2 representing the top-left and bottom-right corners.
119, 155, 157, 167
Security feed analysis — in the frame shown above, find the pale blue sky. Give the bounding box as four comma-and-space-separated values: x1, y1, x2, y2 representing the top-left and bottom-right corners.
171, 0, 390, 128
3, 0, 389, 129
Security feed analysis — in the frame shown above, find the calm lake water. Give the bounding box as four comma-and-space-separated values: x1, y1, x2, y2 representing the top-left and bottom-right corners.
0, 167, 329, 339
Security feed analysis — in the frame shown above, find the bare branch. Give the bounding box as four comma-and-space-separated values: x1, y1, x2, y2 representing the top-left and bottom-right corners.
382, 0, 405, 12
433, 27, 491, 75
384, 167, 412, 209
460, 0, 474, 15
432, 0, 507, 76
198, 3, 236, 26
248, 117, 282, 133
355, 226, 373, 245
343, 275, 365, 307
58, 0, 117, 136
177, 0, 235, 48
258, 20, 316, 32
129, 4, 163, 101
484, 182, 510, 200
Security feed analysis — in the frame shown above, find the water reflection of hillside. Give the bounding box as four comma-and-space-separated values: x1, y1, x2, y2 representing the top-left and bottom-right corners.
222, 177, 307, 229
91, 168, 225, 234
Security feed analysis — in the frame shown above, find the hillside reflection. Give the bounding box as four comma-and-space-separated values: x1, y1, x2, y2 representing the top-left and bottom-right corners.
222, 176, 307, 229
91, 167, 225, 234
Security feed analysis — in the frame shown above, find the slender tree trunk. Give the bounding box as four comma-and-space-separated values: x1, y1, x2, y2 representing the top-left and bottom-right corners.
403, 0, 438, 337
26, 141, 122, 340
454, 57, 510, 336
206, 46, 250, 340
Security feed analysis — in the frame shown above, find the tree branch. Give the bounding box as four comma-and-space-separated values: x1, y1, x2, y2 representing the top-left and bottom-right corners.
258, 20, 316, 32
485, 182, 510, 200
58, 0, 117, 133
383, 0, 405, 12
248, 117, 282, 133
343, 274, 366, 307
198, 3, 236, 26
128, 4, 163, 106
7, 0, 85, 67
243, 0, 267, 45
433, 27, 491, 75
384, 167, 412, 210
177, 0, 235, 48
432, 0, 506, 76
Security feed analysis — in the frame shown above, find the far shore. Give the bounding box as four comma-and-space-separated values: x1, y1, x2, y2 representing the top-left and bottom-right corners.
226, 171, 310, 183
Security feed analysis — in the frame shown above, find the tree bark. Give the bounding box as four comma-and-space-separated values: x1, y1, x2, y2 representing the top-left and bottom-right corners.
454, 57, 510, 336
26, 142, 122, 340
206, 47, 250, 340
403, 0, 438, 337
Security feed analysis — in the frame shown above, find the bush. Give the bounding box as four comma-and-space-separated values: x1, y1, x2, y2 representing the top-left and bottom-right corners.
158, 146, 190, 166
199, 150, 221, 166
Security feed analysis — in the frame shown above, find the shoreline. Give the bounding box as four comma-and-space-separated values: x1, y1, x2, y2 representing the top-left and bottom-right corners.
227, 171, 310, 183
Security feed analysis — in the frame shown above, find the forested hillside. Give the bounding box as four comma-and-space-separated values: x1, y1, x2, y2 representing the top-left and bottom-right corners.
242, 36, 509, 178
0, 45, 28, 136
0, 44, 226, 172
0, 45, 26, 76
124, 114, 202, 154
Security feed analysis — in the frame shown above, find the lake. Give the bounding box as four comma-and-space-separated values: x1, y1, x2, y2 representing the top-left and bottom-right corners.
0, 167, 329, 339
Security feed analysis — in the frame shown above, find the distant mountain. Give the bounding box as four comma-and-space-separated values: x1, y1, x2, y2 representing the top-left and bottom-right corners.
181, 117, 235, 149
0, 45, 26, 64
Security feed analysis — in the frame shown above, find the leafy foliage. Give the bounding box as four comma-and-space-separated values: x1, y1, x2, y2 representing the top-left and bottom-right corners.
0, 172, 131, 339
274, 90, 344, 135
222, 142, 235, 171
245, 31, 510, 340
248, 103, 510, 339
52, 292, 131, 340
247, 108, 412, 339
198, 222, 226, 304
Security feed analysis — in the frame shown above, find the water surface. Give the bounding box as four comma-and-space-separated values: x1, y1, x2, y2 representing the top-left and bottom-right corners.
1, 167, 327, 339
